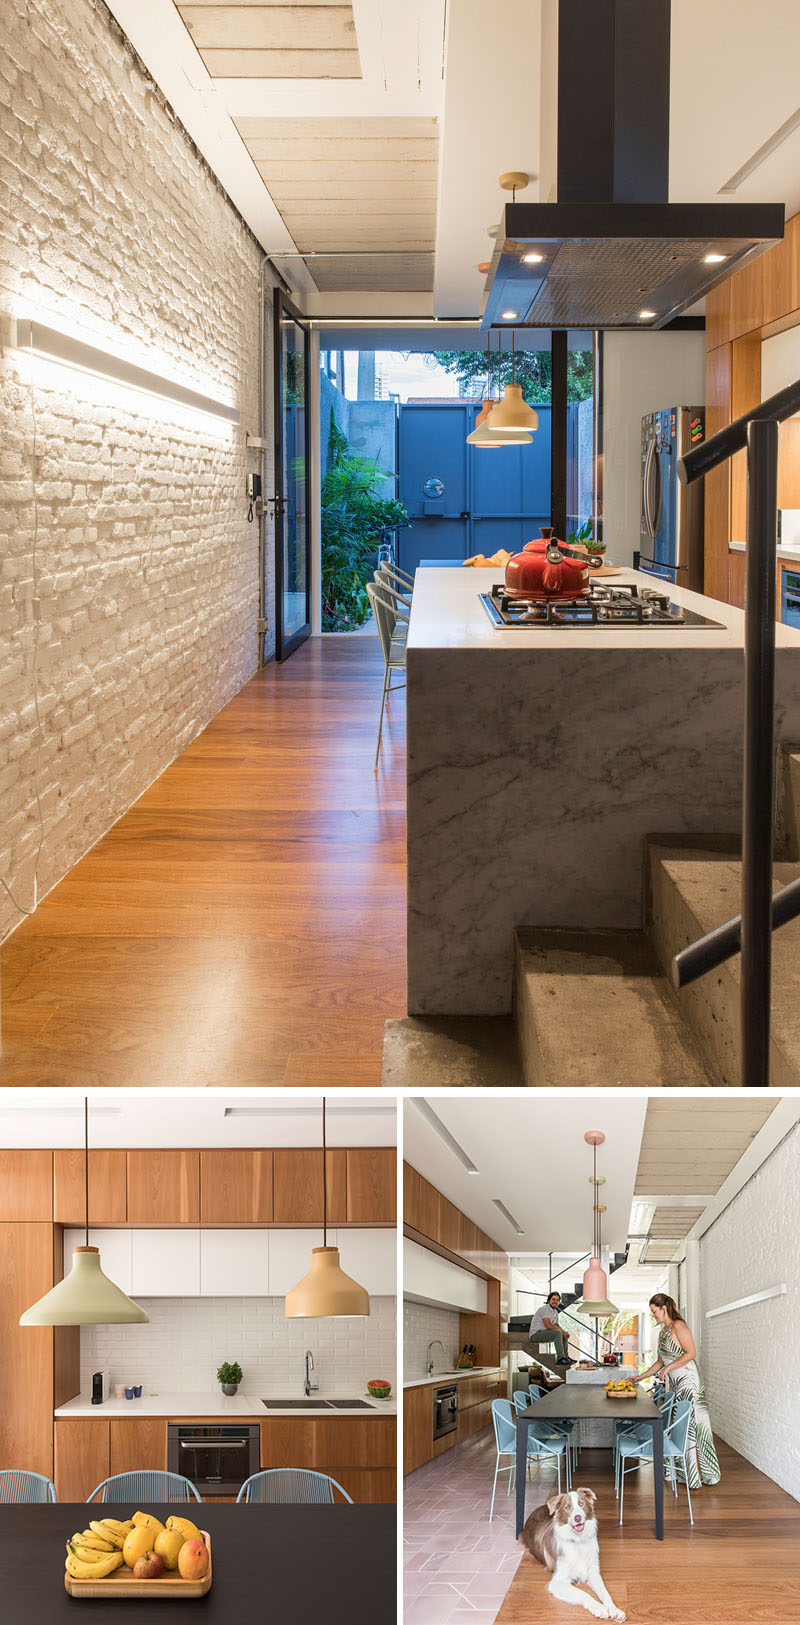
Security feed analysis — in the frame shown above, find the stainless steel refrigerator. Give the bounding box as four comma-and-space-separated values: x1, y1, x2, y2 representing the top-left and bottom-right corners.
637, 407, 705, 590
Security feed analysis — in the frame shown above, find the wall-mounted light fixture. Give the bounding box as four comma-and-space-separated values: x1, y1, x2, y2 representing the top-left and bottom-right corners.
9, 318, 239, 425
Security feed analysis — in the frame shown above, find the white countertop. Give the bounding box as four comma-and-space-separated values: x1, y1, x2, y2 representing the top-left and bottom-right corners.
403, 1366, 501, 1390
407, 565, 800, 652
55, 1390, 396, 1418
731, 541, 800, 566
566, 1367, 637, 1385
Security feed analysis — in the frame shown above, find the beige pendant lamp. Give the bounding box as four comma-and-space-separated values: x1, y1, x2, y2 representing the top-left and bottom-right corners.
579, 1130, 618, 1318
466, 330, 532, 448
487, 329, 539, 435
20, 1100, 149, 1327
285, 1098, 370, 1319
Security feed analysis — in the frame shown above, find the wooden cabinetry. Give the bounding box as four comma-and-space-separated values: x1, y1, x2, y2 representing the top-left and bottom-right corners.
53, 1151, 127, 1224
437, 1195, 461, 1255
272, 1149, 347, 1224
199, 1150, 273, 1225
403, 1386, 433, 1476
404, 1373, 501, 1474
126, 1152, 200, 1225
260, 1416, 396, 1503
346, 1148, 396, 1224
54, 1420, 109, 1502
0, 1151, 52, 1221
109, 1418, 168, 1478
0, 1223, 55, 1478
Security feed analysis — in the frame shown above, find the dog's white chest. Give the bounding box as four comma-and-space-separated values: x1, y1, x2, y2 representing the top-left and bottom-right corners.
554, 1524, 599, 1585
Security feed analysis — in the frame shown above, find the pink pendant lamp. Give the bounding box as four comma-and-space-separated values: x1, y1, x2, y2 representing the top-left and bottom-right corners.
581, 1130, 617, 1317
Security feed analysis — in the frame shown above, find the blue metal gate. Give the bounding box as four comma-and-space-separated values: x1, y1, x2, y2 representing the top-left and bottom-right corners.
397, 402, 552, 574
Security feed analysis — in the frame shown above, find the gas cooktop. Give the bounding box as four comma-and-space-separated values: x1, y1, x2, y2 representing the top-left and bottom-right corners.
479, 581, 726, 630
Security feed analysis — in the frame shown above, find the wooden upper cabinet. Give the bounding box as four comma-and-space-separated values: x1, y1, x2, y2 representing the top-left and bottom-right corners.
346, 1148, 396, 1224
53, 1150, 127, 1225
705, 279, 731, 350
272, 1149, 347, 1225
403, 1162, 421, 1232
458, 1210, 481, 1267
729, 253, 765, 341
414, 1175, 441, 1244
200, 1150, 273, 1225
126, 1151, 200, 1225
437, 1195, 460, 1255
0, 1150, 52, 1221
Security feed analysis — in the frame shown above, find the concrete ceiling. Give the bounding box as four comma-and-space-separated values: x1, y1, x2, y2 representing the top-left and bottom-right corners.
0, 1090, 396, 1149
403, 1096, 648, 1257
104, 0, 800, 318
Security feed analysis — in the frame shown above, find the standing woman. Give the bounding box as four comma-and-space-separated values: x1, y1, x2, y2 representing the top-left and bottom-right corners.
632, 1293, 721, 1488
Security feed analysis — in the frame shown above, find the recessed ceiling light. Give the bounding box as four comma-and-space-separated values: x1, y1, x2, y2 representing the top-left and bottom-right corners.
638, 309, 656, 319
492, 1198, 524, 1235
501, 310, 519, 320
522, 252, 544, 264
412, 1099, 479, 1174
703, 252, 727, 264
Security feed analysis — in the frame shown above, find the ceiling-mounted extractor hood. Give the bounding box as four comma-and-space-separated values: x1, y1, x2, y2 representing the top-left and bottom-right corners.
482, 0, 784, 330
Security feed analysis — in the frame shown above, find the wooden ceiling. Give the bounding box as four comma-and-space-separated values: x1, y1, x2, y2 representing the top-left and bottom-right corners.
171, 4, 439, 292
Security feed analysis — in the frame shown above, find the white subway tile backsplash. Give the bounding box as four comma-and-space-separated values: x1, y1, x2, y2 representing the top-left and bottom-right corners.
403, 1302, 462, 1380
80, 1297, 396, 1395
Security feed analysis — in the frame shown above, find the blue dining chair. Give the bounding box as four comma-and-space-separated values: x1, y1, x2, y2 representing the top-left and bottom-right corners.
614, 1388, 674, 1488
87, 1471, 201, 1503
0, 1470, 57, 1503
522, 1387, 578, 1475
236, 1469, 352, 1505
617, 1399, 694, 1525
490, 1399, 568, 1521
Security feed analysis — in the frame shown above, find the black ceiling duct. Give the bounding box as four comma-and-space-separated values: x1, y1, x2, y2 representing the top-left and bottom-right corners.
482, 0, 784, 329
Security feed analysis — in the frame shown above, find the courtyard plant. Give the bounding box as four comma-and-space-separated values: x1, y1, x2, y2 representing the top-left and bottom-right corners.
321, 413, 410, 632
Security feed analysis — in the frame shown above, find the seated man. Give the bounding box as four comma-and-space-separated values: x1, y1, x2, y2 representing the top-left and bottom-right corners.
528, 1292, 574, 1367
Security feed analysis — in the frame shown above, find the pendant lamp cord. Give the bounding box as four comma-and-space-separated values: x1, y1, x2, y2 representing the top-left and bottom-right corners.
322, 1096, 327, 1248
84, 1095, 89, 1248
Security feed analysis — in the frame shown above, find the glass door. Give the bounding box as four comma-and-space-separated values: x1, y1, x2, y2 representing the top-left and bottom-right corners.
274, 290, 311, 660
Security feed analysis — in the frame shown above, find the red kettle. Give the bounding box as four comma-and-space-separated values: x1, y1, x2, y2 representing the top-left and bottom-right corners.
505, 527, 590, 598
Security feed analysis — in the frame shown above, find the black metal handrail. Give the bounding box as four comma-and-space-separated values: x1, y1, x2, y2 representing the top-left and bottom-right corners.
674, 380, 800, 1086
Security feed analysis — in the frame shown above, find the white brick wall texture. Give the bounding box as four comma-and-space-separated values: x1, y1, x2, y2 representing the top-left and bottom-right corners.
403, 1300, 462, 1380
0, 0, 278, 938
699, 1124, 800, 1501
81, 1295, 397, 1395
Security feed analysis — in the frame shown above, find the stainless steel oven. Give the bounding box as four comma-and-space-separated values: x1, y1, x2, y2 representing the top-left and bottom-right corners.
432, 1384, 458, 1442
167, 1424, 259, 1497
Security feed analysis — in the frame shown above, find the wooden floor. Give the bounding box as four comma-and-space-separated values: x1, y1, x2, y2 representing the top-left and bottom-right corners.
0, 637, 407, 1085
497, 1442, 800, 1625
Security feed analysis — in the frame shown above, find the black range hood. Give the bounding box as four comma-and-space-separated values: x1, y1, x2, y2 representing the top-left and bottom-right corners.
482, 0, 784, 330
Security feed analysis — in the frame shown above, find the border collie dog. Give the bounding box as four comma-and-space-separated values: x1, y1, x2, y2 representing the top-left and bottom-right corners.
520, 1489, 626, 1621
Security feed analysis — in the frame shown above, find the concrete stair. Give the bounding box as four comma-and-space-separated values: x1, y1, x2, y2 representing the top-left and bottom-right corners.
381, 748, 800, 1086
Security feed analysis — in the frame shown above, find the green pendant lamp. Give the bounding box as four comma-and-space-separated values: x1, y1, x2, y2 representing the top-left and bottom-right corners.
20, 1100, 149, 1327
285, 1098, 370, 1319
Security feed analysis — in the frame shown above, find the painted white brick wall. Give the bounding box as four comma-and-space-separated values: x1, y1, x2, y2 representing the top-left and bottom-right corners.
403, 1301, 461, 1380
700, 1124, 800, 1501
80, 1296, 397, 1395
0, 0, 277, 937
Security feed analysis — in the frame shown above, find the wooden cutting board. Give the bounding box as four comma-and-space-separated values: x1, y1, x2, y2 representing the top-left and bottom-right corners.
589, 564, 624, 576
64, 1532, 212, 1599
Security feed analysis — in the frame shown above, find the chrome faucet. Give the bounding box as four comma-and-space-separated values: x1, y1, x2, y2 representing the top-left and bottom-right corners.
426, 1340, 447, 1377
304, 1349, 319, 1397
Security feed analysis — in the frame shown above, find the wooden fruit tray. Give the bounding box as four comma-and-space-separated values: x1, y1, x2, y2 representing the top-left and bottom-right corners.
65, 1532, 212, 1599
605, 1390, 637, 1400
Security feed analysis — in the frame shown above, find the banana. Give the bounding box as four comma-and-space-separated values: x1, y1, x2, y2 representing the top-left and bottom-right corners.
92, 1520, 125, 1549
166, 1514, 201, 1542
98, 1517, 126, 1533
79, 1529, 116, 1551
71, 1542, 118, 1566
65, 1543, 124, 1580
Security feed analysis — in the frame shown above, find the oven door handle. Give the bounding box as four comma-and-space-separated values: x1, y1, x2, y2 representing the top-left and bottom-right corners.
179, 1437, 250, 1449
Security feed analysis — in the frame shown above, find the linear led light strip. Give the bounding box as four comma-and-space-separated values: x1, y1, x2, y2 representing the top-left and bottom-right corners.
412, 1100, 479, 1174
718, 104, 800, 193
491, 1198, 524, 1236
705, 1283, 786, 1319
11, 318, 239, 425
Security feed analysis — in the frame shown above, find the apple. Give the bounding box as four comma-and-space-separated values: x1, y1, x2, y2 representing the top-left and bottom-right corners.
133, 1551, 164, 1580
154, 1527, 185, 1571
178, 1538, 209, 1582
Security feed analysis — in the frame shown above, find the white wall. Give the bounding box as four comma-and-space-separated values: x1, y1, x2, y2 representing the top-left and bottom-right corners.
403, 1300, 462, 1380
0, 0, 276, 938
699, 1124, 800, 1501
81, 1295, 396, 1396
602, 331, 706, 566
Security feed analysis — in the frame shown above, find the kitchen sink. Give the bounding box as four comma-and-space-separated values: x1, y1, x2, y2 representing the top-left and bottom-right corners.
261, 1398, 375, 1411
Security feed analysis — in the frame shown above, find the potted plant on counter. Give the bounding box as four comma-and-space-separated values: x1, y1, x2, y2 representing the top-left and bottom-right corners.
217, 1360, 243, 1397
568, 518, 606, 567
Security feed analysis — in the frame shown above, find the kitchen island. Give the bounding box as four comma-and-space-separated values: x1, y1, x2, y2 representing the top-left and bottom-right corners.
407, 566, 800, 1014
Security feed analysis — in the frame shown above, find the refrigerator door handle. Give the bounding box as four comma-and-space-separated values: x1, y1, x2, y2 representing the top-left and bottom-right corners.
642, 436, 657, 538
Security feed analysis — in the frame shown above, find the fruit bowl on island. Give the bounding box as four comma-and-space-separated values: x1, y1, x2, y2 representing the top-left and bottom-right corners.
64, 1510, 212, 1599
605, 1378, 637, 1399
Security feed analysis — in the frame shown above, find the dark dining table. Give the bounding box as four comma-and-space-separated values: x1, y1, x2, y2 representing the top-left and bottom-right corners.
515, 1385, 665, 1539
0, 1502, 396, 1622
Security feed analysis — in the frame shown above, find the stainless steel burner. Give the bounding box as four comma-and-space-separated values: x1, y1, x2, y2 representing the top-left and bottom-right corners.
479, 581, 726, 630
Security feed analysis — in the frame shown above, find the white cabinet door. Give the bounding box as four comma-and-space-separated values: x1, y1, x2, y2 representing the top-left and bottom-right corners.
267, 1229, 327, 1296
335, 1230, 396, 1296
64, 1229, 133, 1294
200, 1230, 269, 1297
131, 1230, 200, 1296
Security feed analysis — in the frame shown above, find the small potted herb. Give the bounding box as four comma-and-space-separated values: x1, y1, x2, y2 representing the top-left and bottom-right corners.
217, 1360, 243, 1397
569, 518, 606, 566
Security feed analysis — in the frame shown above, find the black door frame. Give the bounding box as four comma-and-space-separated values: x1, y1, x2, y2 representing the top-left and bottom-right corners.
273, 288, 312, 662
